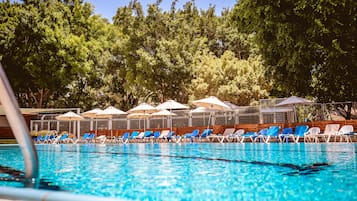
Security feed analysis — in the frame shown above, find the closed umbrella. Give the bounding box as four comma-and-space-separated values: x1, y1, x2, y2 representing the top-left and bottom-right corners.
156, 100, 188, 131
56, 111, 84, 139
96, 106, 127, 139
192, 96, 231, 129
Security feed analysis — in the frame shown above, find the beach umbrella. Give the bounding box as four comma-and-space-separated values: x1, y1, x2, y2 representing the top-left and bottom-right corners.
56, 111, 84, 138
127, 112, 151, 131
151, 109, 177, 128
128, 103, 158, 131
156, 100, 188, 131
96, 106, 127, 139
81, 108, 103, 132
275, 96, 313, 122
193, 96, 231, 111
190, 107, 217, 126
192, 96, 231, 129
156, 100, 189, 110
128, 103, 158, 114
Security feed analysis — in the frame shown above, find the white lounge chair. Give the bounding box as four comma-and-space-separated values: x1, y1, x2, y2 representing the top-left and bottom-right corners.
303, 127, 321, 143
158, 130, 170, 142
318, 124, 340, 143
228, 129, 245, 143
335, 125, 354, 143
207, 128, 235, 143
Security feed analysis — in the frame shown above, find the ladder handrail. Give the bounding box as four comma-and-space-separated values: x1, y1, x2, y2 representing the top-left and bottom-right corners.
0, 63, 39, 187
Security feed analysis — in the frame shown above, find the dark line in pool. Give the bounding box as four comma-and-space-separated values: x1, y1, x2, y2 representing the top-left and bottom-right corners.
0, 165, 61, 191
38, 149, 331, 176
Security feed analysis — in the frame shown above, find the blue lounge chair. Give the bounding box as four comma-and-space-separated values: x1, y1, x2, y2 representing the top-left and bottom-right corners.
182, 129, 200, 142
165, 131, 177, 142
199, 129, 213, 141
279, 126, 309, 143
261, 126, 280, 143
140, 131, 153, 142
116, 132, 130, 143
292, 125, 309, 143
85, 133, 95, 143
278, 127, 293, 143
147, 131, 161, 142
128, 131, 140, 143
240, 128, 267, 143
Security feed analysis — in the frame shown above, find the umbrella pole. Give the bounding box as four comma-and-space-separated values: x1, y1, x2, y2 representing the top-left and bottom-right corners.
95, 118, 98, 137
69, 121, 71, 135
110, 117, 113, 140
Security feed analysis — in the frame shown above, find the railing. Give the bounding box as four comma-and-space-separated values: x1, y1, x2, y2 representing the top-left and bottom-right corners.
0, 63, 39, 187
0, 63, 125, 201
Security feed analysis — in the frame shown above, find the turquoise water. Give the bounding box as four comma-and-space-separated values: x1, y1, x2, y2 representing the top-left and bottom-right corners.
0, 143, 356, 200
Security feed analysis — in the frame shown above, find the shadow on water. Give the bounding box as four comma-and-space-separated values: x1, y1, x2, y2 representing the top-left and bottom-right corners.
0, 165, 61, 190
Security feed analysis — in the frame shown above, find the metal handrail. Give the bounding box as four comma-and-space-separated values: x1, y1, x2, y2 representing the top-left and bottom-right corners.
0, 63, 39, 187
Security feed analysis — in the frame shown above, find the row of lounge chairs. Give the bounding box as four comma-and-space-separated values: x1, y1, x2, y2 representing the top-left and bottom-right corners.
34, 132, 96, 144
206, 124, 355, 143
34, 124, 355, 144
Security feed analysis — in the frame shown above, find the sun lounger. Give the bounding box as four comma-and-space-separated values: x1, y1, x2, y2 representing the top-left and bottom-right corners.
335, 125, 354, 143
258, 126, 280, 143
178, 129, 200, 143
278, 127, 293, 143
158, 130, 170, 142
291, 125, 309, 143
228, 129, 245, 143
199, 129, 213, 142
241, 128, 267, 143
304, 127, 321, 143
207, 128, 235, 143
316, 124, 340, 143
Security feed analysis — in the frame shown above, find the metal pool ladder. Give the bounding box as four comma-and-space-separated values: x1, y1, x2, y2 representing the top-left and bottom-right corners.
0, 63, 39, 187
0, 63, 125, 201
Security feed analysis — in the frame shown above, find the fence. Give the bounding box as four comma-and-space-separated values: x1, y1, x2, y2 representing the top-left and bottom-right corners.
29, 100, 357, 136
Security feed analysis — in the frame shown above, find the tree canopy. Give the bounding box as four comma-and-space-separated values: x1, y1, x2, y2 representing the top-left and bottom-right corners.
0, 0, 355, 110
231, 0, 357, 102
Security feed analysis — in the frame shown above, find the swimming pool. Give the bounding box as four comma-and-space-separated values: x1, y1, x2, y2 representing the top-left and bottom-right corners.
0, 143, 356, 200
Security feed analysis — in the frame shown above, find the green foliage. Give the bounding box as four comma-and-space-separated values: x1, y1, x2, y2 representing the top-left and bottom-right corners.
232, 0, 357, 102
0, 0, 113, 108
111, 1, 254, 106
190, 51, 271, 106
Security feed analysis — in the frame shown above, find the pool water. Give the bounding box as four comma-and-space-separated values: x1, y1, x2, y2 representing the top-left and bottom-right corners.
0, 143, 356, 200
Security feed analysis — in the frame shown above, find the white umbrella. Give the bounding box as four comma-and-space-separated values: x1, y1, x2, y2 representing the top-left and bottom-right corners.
151, 109, 177, 117
156, 100, 189, 110
190, 107, 216, 127
128, 103, 158, 131
275, 96, 313, 122
96, 106, 127, 139
190, 106, 217, 114
56, 112, 84, 138
81, 108, 103, 132
275, 96, 312, 107
127, 112, 151, 131
128, 103, 158, 114
151, 109, 176, 128
192, 96, 231, 129
193, 96, 231, 111
156, 100, 188, 131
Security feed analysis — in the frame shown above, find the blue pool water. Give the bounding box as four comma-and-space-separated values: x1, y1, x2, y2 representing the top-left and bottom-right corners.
0, 143, 356, 200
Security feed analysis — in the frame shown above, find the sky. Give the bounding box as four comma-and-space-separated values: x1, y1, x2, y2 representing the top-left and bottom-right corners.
85, 0, 238, 22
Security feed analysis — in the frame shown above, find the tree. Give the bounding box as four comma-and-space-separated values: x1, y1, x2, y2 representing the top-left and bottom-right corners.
189, 50, 271, 105
231, 0, 357, 102
0, 0, 112, 108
